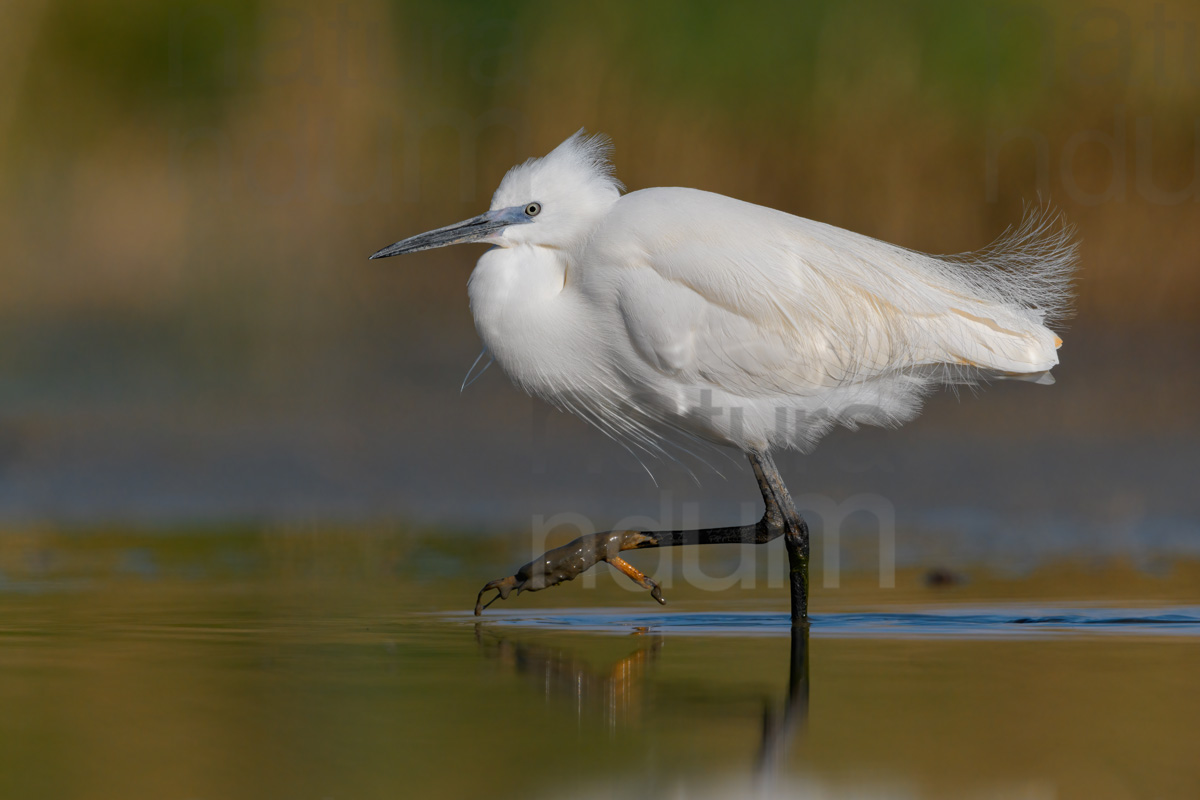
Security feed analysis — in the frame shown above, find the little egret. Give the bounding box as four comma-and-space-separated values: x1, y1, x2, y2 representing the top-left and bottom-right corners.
369, 130, 1076, 624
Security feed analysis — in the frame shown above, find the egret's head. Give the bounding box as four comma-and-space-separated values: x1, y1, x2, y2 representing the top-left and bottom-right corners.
369, 129, 622, 260
488, 129, 623, 249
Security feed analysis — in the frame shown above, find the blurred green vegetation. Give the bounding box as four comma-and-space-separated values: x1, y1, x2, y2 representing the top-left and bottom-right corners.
0, 0, 1197, 522
3, 0, 1197, 324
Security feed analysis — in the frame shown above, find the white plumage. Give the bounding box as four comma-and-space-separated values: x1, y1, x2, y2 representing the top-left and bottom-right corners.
370, 129, 1078, 617
460, 131, 1074, 457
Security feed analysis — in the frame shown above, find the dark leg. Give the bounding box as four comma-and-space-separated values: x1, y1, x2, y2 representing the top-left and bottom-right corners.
475, 451, 811, 624
750, 452, 810, 624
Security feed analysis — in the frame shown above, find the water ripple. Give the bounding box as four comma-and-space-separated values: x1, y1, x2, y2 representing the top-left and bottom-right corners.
475, 607, 1200, 638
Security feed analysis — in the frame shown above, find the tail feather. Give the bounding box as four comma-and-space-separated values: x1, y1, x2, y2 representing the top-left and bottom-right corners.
944, 204, 1078, 325
789, 202, 1078, 387
914, 205, 1078, 381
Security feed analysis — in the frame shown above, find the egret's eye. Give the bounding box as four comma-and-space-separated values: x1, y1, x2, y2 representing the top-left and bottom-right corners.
525, 202, 542, 217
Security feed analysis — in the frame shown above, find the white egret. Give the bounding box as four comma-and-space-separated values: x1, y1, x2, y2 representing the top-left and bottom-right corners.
369, 130, 1076, 623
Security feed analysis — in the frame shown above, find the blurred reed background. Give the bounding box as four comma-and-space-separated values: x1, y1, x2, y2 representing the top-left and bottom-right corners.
0, 0, 1197, 536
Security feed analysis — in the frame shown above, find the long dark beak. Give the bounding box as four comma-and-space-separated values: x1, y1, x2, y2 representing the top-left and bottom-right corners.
369, 207, 526, 260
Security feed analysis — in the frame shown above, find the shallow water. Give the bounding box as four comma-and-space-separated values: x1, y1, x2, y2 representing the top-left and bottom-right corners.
477, 606, 1200, 639
1, 530, 1198, 800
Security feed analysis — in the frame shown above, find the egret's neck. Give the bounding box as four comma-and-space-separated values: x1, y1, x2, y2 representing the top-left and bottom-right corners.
467, 245, 592, 399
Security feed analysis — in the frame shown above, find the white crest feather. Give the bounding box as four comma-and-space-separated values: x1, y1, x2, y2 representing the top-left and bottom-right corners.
491, 129, 623, 212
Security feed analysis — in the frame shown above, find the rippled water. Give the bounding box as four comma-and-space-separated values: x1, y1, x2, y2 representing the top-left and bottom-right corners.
1, 530, 1198, 799
478, 607, 1200, 637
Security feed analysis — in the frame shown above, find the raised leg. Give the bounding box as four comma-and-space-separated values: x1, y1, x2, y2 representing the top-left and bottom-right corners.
475, 451, 811, 624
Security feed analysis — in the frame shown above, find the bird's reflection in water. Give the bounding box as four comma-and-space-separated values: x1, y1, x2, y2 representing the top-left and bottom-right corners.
474, 623, 810, 779
475, 626, 665, 730
755, 626, 810, 783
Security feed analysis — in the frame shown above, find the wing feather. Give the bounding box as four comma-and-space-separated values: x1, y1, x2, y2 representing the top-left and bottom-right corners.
585, 188, 1074, 399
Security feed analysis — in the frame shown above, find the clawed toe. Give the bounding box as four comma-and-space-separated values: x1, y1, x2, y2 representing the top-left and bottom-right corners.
473, 530, 668, 615
474, 576, 521, 616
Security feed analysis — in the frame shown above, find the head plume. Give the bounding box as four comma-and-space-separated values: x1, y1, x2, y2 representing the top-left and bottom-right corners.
491, 129, 623, 212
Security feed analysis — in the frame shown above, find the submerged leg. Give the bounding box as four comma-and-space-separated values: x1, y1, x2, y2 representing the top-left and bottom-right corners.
474, 451, 811, 624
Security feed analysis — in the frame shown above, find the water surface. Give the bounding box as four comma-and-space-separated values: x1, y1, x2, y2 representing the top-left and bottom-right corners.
1, 530, 1197, 800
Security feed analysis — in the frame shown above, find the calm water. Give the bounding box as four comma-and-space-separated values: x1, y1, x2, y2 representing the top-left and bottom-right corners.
1, 530, 1198, 800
